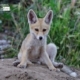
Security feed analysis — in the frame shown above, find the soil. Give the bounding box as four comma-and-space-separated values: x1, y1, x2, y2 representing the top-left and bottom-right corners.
0, 59, 80, 80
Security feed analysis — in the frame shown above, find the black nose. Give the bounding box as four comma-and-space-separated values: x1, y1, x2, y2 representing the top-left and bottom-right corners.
39, 37, 43, 40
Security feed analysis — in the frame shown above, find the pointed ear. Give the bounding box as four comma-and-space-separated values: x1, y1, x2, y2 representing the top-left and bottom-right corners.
44, 10, 53, 24
27, 9, 38, 24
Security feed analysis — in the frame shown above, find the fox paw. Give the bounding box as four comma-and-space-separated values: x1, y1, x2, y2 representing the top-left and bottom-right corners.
54, 63, 63, 68
56, 63, 63, 68
13, 61, 20, 67
17, 63, 27, 68
49, 66, 57, 71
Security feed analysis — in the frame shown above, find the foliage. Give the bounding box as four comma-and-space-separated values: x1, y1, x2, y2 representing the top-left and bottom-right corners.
0, 0, 80, 68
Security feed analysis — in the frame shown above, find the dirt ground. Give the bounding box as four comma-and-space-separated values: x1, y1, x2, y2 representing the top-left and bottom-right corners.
0, 59, 80, 80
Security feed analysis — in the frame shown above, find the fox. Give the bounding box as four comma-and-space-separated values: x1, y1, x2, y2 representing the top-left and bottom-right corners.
13, 9, 77, 77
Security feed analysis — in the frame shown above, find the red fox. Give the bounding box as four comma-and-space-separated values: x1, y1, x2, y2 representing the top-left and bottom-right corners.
13, 9, 77, 77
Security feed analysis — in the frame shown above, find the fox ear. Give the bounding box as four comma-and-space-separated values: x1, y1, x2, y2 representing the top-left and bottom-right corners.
27, 9, 38, 24
44, 10, 53, 24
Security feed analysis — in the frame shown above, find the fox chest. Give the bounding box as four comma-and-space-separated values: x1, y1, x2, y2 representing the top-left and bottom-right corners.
28, 46, 42, 61
27, 38, 46, 61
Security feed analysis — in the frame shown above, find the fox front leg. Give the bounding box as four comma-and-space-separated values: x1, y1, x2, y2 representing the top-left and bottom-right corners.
17, 50, 28, 68
40, 49, 56, 71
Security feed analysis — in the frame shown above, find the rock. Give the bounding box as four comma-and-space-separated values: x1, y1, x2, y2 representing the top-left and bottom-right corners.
0, 59, 80, 80
0, 39, 11, 50
0, 39, 11, 59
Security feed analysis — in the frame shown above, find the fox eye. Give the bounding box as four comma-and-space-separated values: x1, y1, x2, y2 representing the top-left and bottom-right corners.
43, 29, 46, 32
35, 28, 39, 31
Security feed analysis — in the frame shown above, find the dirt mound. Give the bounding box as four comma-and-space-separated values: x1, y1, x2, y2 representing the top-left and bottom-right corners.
0, 59, 80, 80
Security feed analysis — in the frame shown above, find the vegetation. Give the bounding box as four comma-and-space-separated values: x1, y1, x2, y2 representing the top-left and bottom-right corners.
0, 0, 80, 68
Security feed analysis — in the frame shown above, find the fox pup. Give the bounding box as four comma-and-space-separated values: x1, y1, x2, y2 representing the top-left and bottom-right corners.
13, 9, 77, 77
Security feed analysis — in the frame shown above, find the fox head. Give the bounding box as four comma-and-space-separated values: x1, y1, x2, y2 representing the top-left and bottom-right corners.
27, 9, 53, 40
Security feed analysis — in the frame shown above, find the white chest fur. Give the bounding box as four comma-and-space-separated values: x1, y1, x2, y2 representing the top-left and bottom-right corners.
28, 37, 46, 61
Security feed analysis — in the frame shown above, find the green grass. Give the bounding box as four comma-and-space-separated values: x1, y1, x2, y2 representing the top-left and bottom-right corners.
0, 0, 80, 68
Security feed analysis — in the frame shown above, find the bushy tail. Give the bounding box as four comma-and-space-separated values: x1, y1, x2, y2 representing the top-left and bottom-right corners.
61, 65, 77, 77
53, 62, 77, 77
